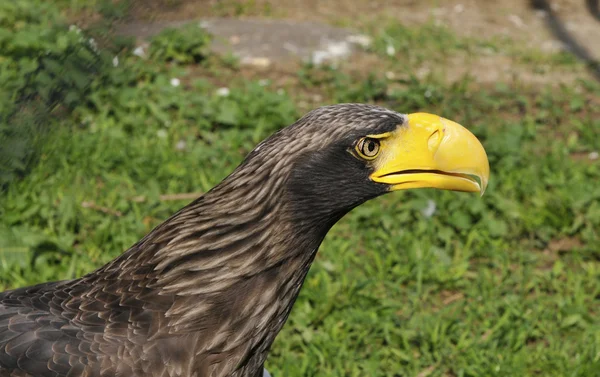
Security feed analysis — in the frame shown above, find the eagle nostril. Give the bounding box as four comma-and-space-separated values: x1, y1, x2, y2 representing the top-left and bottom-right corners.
428, 129, 442, 153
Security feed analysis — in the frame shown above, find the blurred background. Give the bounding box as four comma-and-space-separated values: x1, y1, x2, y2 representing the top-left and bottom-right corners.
0, 0, 599, 376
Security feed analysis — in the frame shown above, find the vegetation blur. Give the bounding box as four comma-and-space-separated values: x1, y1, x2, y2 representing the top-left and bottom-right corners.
0, 0, 599, 376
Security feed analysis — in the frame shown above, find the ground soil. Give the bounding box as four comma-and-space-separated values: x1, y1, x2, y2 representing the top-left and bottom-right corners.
110, 0, 600, 85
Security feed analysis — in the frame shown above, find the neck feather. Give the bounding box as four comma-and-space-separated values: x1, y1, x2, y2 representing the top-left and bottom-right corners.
92, 164, 338, 345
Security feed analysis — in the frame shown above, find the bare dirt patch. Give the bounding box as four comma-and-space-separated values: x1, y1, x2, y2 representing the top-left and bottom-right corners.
112, 0, 600, 85
123, 0, 600, 59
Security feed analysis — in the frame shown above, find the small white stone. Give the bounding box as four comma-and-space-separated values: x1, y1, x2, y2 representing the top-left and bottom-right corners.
240, 57, 271, 67
326, 41, 351, 58
589, 151, 599, 160
69, 25, 81, 34
347, 34, 372, 48
385, 71, 395, 80
311, 51, 328, 65
216, 87, 230, 96
112, 56, 119, 67
170, 78, 181, 87
310, 40, 352, 65
386, 45, 395, 56
422, 200, 437, 218
133, 46, 146, 58
88, 38, 98, 52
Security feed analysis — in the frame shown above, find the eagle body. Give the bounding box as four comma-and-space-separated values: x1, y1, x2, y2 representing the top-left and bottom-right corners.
0, 104, 489, 377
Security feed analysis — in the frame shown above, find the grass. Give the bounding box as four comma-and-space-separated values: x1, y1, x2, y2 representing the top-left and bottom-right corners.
1, 2, 599, 376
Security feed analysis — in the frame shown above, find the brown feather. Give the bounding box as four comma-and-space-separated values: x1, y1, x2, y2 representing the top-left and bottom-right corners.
0, 104, 406, 377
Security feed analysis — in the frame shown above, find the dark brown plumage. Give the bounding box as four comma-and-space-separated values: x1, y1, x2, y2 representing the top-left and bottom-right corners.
0, 104, 489, 377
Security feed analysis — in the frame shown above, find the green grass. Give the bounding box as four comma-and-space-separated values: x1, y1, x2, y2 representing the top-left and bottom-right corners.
1, 3, 599, 376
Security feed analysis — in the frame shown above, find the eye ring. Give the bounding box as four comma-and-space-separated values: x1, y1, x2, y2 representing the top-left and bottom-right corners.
356, 137, 381, 159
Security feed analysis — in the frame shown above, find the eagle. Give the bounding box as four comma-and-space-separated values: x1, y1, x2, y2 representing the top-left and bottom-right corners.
0, 104, 489, 377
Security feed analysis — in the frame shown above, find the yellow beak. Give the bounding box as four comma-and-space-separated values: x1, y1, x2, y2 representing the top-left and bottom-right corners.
370, 113, 489, 195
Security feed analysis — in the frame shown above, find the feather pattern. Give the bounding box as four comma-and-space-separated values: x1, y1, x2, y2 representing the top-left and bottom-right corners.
0, 104, 406, 377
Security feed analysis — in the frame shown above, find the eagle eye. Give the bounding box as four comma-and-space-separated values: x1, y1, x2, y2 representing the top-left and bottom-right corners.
355, 137, 381, 159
